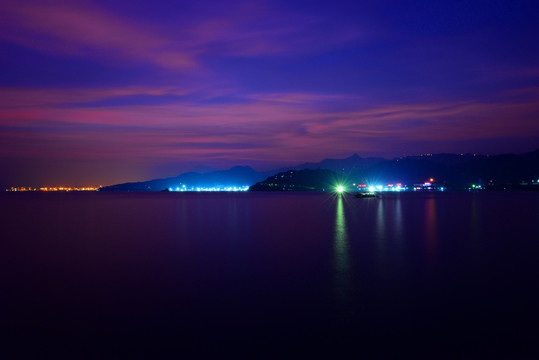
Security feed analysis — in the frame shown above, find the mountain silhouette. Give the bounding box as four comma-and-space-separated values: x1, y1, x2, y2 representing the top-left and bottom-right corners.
100, 149, 538, 191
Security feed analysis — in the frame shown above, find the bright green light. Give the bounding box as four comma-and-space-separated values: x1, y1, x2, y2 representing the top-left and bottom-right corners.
336, 185, 344, 193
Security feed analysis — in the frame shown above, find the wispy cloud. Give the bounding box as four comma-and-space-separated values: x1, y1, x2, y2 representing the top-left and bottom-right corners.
0, 0, 362, 71
0, 0, 199, 68
1, 84, 537, 164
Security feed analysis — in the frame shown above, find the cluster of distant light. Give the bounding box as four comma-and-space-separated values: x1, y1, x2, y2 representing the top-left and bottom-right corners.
369, 184, 408, 192
352, 179, 445, 192
168, 185, 249, 192
410, 182, 445, 191
6, 186, 100, 192
355, 183, 409, 192
468, 184, 483, 191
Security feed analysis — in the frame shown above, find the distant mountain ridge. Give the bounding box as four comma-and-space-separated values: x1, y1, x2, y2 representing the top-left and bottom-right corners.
293, 153, 386, 172
100, 149, 539, 191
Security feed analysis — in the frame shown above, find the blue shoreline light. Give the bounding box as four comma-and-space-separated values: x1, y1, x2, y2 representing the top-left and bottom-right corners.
168, 185, 250, 192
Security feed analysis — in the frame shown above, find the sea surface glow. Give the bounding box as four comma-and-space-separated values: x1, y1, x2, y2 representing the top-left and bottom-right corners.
1, 192, 538, 358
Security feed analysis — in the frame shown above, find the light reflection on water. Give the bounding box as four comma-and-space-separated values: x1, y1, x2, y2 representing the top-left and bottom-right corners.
376, 198, 386, 241
394, 197, 403, 240
333, 195, 353, 319
333, 197, 350, 283
374, 197, 404, 272
424, 197, 438, 266
375, 198, 388, 272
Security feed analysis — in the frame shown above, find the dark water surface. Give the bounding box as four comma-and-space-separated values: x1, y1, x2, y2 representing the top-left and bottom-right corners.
1, 192, 538, 358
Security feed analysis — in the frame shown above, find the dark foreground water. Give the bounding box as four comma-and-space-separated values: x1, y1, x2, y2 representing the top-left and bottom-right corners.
1, 191, 538, 358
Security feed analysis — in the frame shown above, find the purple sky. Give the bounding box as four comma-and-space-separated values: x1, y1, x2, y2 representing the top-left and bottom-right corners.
1, 0, 538, 186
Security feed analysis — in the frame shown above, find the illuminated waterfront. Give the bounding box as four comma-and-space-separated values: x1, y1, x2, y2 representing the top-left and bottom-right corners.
6, 186, 100, 192
167, 185, 250, 192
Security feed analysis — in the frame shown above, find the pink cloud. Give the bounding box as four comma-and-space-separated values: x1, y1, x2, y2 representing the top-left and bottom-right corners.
1, 85, 537, 166
0, 0, 362, 70
0, 0, 197, 69
0, 86, 192, 108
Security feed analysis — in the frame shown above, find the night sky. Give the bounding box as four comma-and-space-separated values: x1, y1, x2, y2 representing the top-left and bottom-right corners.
1, 0, 538, 186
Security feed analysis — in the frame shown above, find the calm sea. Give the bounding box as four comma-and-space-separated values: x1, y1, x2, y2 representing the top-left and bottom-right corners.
1, 191, 538, 358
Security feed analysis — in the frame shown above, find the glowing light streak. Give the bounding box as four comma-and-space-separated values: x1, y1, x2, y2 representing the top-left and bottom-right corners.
7, 186, 100, 192
168, 185, 250, 192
